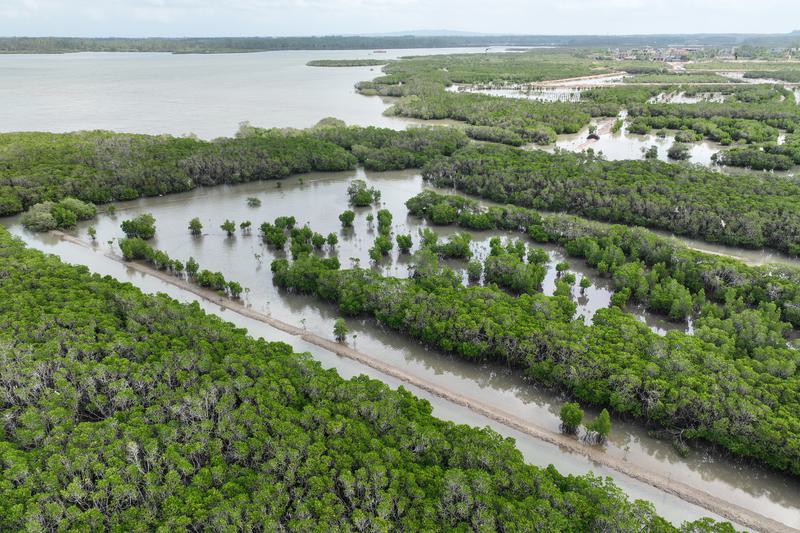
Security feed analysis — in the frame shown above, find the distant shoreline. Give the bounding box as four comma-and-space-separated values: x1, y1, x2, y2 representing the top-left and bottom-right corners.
2, 32, 800, 54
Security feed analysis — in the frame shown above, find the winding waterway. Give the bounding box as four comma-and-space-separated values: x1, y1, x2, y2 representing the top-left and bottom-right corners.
2, 50, 800, 530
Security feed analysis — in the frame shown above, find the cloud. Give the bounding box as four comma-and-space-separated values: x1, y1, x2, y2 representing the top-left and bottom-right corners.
0, 0, 44, 18
0, 0, 797, 36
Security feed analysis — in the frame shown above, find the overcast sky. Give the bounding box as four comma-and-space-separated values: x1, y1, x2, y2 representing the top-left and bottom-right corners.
1, 0, 798, 37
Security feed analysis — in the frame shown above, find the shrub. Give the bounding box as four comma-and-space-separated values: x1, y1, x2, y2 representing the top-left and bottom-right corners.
587, 409, 612, 441
667, 142, 691, 161
396, 233, 413, 253
559, 402, 584, 433
339, 210, 356, 227
121, 213, 156, 240
21, 198, 96, 232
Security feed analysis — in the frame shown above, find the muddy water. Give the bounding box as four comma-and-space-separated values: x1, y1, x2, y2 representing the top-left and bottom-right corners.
542, 115, 721, 166
720, 71, 793, 86
442, 73, 628, 102
648, 91, 726, 104
447, 84, 583, 102
5, 169, 799, 529
0, 47, 486, 138
650, 229, 800, 267
720, 72, 800, 105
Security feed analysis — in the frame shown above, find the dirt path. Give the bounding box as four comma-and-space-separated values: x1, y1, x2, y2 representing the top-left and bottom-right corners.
53, 231, 796, 533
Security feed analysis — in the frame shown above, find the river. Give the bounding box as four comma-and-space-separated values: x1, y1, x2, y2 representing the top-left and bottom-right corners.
4, 170, 800, 530
0, 47, 484, 138
2, 50, 800, 530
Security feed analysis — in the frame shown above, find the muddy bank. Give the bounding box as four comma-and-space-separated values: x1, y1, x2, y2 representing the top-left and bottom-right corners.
53, 231, 793, 533
574, 116, 617, 150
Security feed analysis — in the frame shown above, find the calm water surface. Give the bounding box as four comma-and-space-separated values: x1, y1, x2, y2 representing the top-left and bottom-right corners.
542, 115, 722, 167
0, 48, 483, 138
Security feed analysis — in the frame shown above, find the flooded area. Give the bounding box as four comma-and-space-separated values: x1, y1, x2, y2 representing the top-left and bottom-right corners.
549, 117, 797, 176
650, 228, 800, 267
443, 73, 628, 101
719, 71, 791, 86
447, 76, 797, 173
447, 84, 583, 102
4, 169, 800, 529
647, 91, 726, 103
541, 116, 722, 166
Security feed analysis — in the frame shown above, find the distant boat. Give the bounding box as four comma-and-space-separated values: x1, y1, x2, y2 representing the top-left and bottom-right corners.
373, 50, 387, 53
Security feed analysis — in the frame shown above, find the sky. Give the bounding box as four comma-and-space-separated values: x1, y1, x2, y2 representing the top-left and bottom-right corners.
1, 0, 798, 37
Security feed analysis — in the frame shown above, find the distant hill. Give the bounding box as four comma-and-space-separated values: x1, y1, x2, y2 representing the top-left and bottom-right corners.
360, 29, 489, 37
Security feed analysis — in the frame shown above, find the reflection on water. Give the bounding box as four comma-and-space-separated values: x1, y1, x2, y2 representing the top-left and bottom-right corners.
3, 169, 799, 529
647, 91, 726, 104
447, 84, 582, 102
542, 118, 721, 167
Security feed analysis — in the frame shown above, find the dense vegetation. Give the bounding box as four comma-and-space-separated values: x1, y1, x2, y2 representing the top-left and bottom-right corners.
0, 130, 354, 216
347, 180, 382, 207
713, 147, 795, 171
0, 124, 465, 216
120, 213, 157, 240
581, 85, 665, 106
118, 237, 244, 298
579, 83, 787, 109
0, 227, 738, 531
713, 131, 800, 171
357, 50, 800, 147
744, 70, 800, 83
421, 143, 800, 254
2, 34, 797, 54
20, 197, 96, 232
684, 58, 800, 71
357, 51, 618, 92
386, 92, 604, 145
355, 50, 634, 144
623, 73, 737, 84
303, 120, 469, 170
272, 247, 800, 476
626, 91, 799, 144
